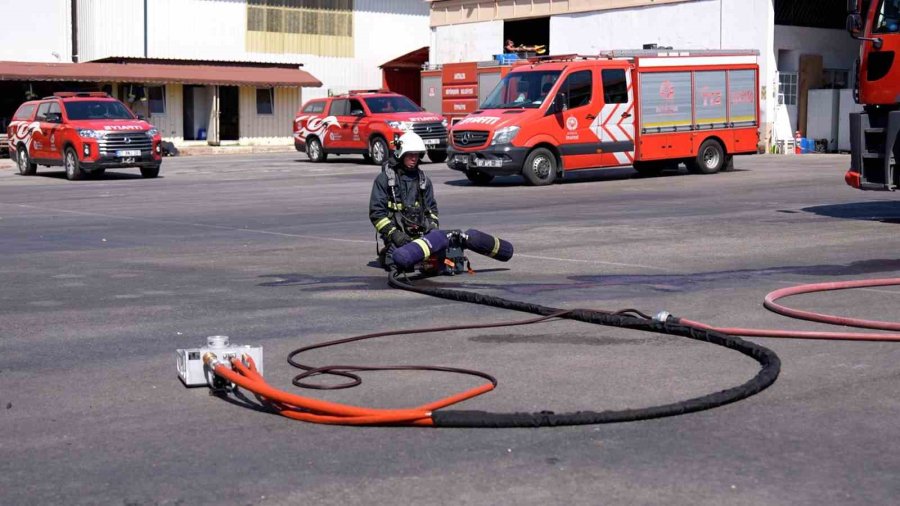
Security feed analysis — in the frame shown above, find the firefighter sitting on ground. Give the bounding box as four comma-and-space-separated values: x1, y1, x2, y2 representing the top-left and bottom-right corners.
369, 132, 439, 270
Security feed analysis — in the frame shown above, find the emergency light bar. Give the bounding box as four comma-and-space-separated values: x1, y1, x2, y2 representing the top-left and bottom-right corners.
49, 92, 111, 98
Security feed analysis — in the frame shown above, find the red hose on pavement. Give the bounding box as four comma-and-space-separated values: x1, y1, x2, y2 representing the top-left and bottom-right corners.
678, 278, 900, 342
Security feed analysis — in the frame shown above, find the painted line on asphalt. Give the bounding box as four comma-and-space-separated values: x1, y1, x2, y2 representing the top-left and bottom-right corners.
0, 202, 372, 245
516, 253, 674, 272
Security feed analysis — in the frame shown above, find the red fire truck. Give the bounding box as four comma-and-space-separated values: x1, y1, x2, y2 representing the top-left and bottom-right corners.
446, 50, 760, 185
846, 0, 900, 191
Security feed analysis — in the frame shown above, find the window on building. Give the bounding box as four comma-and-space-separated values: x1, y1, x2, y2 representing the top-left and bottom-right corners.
503, 17, 549, 57
148, 86, 166, 114
822, 69, 850, 89
248, 0, 353, 35
302, 100, 326, 114
559, 70, 592, 110
257, 88, 275, 115
779, 72, 798, 106
601, 69, 628, 104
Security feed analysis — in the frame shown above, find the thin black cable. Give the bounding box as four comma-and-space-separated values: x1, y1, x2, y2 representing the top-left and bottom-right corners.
287, 311, 572, 390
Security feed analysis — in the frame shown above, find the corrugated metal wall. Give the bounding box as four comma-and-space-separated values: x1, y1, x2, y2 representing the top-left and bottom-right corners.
77, 0, 143, 62
148, 83, 184, 143
238, 87, 301, 145
0, 0, 71, 63
302, 0, 431, 100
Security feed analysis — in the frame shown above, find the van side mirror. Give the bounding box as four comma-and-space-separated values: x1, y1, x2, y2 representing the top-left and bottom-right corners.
847, 13, 862, 35
137, 114, 146, 120
548, 93, 567, 115
45, 112, 62, 123
350, 109, 365, 117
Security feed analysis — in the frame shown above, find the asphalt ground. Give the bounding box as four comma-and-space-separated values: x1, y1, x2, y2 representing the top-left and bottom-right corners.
1, 152, 899, 505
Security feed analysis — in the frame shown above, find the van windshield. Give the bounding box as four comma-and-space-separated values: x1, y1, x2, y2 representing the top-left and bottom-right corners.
481, 71, 561, 109
64, 101, 135, 120
364, 96, 421, 114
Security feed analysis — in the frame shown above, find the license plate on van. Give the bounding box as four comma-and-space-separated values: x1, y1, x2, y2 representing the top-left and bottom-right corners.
474, 158, 502, 168
424, 138, 440, 145
116, 150, 141, 157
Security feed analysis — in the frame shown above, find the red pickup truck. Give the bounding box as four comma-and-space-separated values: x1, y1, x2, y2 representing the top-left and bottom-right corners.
293, 90, 448, 165
7, 92, 163, 180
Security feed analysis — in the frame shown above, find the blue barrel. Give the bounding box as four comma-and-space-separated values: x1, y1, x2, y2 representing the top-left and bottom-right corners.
800, 138, 813, 154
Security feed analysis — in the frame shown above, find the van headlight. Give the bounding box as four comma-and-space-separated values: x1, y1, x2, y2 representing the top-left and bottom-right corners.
146, 128, 159, 137
491, 126, 520, 146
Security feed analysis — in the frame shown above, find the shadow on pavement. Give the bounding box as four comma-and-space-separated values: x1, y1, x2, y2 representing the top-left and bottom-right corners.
803, 201, 900, 224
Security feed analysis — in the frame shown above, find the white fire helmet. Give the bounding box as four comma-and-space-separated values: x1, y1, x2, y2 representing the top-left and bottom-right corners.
395, 132, 427, 159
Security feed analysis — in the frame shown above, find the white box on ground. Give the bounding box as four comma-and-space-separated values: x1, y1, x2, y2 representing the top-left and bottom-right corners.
176, 336, 263, 387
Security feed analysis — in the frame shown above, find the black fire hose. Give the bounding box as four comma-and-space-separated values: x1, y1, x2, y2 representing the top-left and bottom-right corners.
388, 271, 781, 428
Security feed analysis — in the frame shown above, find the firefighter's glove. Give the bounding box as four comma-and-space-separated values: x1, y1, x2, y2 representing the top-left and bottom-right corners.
426, 220, 439, 232
390, 229, 412, 247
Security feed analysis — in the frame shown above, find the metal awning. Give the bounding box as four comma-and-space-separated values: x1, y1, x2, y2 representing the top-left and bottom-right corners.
380, 47, 430, 70
0, 61, 322, 87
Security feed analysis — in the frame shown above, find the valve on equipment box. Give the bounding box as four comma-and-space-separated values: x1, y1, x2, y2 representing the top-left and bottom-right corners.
176, 336, 263, 390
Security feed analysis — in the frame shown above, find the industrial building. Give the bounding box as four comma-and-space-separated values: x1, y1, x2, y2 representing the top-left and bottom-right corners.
426, 0, 858, 150
0, 0, 430, 147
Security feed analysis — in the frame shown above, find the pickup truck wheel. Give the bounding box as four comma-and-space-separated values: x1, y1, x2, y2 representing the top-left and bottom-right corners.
688, 140, 725, 174
370, 137, 388, 165
64, 147, 84, 181
522, 148, 557, 186
466, 168, 494, 185
17, 145, 37, 175
307, 137, 327, 163
427, 150, 447, 164
140, 165, 160, 178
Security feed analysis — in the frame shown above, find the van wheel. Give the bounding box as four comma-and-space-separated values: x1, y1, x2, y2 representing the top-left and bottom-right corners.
140, 165, 160, 178
370, 137, 388, 165
17, 145, 36, 175
307, 137, 327, 163
522, 148, 557, 186
688, 140, 725, 174
466, 169, 494, 185
64, 147, 84, 181
427, 150, 447, 164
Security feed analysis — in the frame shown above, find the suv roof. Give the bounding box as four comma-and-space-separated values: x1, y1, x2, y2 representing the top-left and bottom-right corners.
41, 92, 118, 102
328, 89, 404, 99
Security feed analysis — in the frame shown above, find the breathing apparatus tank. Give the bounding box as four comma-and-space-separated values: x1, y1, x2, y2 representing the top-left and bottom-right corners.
391, 229, 514, 271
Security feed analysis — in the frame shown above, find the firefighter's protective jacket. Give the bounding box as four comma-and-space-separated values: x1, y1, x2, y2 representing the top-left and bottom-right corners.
369, 161, 439, 241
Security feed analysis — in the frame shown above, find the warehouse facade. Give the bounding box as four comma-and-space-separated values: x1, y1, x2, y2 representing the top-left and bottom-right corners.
427, 0, 858, 149
0, 0, 430, 147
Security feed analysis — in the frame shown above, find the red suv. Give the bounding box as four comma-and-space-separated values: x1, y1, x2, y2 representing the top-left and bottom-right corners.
293, 90, 448, 165
7, 92, 163, 180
